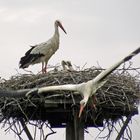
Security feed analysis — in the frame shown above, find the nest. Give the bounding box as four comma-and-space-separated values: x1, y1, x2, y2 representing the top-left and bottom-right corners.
0, 66, 140, 140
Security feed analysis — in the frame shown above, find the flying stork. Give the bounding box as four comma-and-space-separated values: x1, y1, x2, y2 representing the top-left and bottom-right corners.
26, 47, 140, 117
19, 20, 67, 73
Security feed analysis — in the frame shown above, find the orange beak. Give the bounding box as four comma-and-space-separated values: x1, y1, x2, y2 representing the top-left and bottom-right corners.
78, 104, 84, 118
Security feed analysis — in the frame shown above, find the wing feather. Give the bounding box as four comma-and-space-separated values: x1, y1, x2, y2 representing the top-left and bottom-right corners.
19, 45, 45, 68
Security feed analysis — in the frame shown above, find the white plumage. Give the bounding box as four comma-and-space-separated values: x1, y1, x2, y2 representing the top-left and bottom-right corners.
19, 20, 67, 73
78, 47, 140, 117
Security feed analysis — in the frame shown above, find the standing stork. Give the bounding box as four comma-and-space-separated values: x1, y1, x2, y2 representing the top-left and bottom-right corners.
19, 20, 67, 73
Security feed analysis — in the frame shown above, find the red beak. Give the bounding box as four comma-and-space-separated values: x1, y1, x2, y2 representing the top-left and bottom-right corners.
78, 104, 84, 118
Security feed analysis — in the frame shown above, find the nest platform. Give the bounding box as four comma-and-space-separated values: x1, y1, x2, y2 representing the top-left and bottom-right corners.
0, 67, 139, 139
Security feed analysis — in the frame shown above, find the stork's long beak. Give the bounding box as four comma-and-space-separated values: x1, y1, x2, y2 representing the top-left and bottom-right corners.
79, 104, 84, 118
59, 23, 67, 34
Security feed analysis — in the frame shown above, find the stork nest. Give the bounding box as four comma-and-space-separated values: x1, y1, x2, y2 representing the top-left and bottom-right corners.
0, 65, 140, 140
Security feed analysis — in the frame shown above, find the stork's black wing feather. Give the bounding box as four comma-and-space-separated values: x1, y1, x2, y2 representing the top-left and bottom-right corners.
25, 46, 36, 56
19, 46, 44, 69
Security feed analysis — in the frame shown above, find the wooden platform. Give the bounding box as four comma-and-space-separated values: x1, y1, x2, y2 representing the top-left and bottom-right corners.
1, 94, 138, 128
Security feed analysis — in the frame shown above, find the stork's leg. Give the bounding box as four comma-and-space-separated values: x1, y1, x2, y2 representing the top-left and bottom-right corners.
41, 61, 48, 74
92, 95, 97, 110
42, 62, 44, 73
44, 63, 47, 73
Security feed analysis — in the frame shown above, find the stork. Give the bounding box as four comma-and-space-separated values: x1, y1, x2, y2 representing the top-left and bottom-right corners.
26, 47, 140, 117
19, 20, 67, 73
61, 60, 74, 71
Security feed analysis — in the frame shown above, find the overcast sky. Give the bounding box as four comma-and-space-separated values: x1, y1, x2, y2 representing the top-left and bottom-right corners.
0, 0, 140, 140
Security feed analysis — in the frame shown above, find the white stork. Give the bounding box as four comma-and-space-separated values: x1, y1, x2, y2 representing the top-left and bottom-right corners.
19, 20, 67, 73
26, 47, 140, 117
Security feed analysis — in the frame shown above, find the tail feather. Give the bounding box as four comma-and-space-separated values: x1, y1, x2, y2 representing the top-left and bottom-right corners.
19, 55, 32, 68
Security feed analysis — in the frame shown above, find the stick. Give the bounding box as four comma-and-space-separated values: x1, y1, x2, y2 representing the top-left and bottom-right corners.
115, 114, 132, 140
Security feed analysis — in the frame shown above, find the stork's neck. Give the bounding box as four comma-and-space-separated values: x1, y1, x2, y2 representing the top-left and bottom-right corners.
52, 24, 60, 48
54, 25, 60, 38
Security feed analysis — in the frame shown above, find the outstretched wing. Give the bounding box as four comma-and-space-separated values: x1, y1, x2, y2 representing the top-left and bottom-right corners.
93, 47, 140, 83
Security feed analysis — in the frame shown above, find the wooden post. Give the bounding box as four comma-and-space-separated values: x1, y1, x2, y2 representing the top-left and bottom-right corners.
66, 106, 84, 140
66, 120, 75, 140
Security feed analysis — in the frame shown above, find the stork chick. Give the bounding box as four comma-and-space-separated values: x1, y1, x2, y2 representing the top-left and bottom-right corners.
61, 60, 74, 71
19, 20, 67, 73
66, 61, 74, 71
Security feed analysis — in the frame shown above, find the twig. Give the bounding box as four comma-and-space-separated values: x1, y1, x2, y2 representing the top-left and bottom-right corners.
44, 122, 56, 140
115, 114, 132, 140
44, 131, 56, 140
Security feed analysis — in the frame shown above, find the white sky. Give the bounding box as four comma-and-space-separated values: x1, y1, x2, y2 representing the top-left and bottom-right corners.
0, 0, 140, 139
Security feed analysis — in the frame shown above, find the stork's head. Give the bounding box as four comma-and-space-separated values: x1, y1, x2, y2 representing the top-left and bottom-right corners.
79, 98, 89, 117
55, 20, 67, 34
